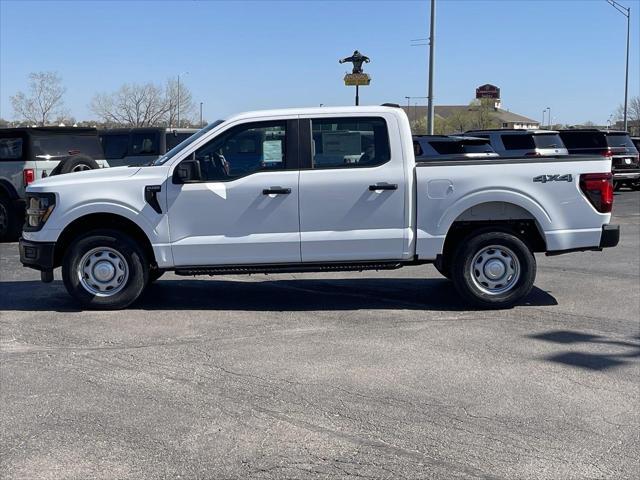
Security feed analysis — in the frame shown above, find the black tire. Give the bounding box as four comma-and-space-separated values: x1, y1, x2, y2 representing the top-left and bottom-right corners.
51, 155, 99, 176
434, 258, 451, 279
0, 195, 20, 242
613, 181, 621, 191
62, 229, 148, 309
450, 231, 536, 309
632, 181, 640, 191
148, 269, 165, 284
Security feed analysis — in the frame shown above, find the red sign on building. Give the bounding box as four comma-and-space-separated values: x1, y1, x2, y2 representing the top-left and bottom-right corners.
476, 84, 500, 100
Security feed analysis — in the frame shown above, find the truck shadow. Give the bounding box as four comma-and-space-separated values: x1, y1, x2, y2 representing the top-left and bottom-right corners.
0, 277, 557, 312
527, 330, 640, 371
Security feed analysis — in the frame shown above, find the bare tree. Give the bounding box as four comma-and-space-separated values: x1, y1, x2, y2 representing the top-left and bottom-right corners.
90, 78, 197, 127
469, 98, 499, 130
165, 78, 195, 128
91, 82, 168, 127
10, 72, 67, 126
447, 109, 473, 133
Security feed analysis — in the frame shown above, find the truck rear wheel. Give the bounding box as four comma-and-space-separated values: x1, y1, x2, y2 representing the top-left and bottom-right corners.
62, 229, 148, 309
451, 231, 536, 309
0, 195, 20, 242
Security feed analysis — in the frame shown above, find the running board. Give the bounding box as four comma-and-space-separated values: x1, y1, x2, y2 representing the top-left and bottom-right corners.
174, 261, 404, 276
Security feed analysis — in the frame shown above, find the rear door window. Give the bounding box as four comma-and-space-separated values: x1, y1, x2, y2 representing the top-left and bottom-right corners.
461, 141, 495, 154
559, 132, 606, 149
100, 134, 129, 159
311, 117, 390, 169
605, 133, 635, 148
533, 134, 564, 149
429, 141, 464, 155
30, 134, 103, 159
501, 134, 535, 150
131, 132, 160, 156
0, 137, 23, 160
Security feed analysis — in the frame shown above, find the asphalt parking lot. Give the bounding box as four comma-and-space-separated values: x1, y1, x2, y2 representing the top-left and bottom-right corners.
1, 191, 638, 480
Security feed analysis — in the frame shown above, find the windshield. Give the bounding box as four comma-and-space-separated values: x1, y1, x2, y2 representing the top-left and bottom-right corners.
152, 120, 224, 165
534, 133, 564, 149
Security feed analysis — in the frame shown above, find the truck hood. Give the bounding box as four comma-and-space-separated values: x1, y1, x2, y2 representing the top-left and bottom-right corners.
27, 166, 150, 192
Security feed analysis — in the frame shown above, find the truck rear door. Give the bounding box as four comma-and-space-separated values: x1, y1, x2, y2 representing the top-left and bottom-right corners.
298, 114, 408, 262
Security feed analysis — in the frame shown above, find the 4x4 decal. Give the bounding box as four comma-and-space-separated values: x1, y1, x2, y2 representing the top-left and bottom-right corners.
533, 174, 573, 183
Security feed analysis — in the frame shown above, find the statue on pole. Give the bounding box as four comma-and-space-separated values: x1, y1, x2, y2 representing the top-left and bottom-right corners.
339, 50, 371, 74
339, 50, 371, 106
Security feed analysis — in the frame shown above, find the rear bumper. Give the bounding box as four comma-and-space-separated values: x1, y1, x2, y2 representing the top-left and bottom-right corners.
19, 238, 56, 271
613, 170, 640, 181
546, 224, 619, 256
599, 224, 620, 248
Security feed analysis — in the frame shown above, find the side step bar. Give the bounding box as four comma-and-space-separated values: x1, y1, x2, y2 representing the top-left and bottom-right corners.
174, 261, 404, 276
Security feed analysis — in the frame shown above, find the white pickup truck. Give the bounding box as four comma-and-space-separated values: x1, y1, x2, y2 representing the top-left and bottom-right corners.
19, 106, 619, 309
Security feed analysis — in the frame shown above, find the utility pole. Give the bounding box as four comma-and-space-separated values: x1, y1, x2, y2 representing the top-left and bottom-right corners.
607, 1, 630, 131
426, 0, 436, 134
547, 106, 552, 129
200, 102, 203, 128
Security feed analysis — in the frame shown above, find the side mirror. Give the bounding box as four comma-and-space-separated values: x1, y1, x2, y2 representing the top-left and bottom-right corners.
173, 158, 201, 184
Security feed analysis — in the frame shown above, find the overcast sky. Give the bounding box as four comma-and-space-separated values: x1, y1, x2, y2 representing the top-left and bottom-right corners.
1, 0, 639, 125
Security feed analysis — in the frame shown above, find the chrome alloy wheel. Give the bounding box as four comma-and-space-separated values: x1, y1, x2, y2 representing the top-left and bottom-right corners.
77, 247, 129, 296
470, 245, 520, 295
71, 164, 92, 172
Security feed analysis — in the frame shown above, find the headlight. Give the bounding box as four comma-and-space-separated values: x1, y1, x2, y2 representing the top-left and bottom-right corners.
24, 193, 56, 231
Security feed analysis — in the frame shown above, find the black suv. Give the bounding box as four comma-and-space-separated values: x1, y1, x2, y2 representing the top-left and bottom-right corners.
559, 129, 639, 190
99, 127, 198, 167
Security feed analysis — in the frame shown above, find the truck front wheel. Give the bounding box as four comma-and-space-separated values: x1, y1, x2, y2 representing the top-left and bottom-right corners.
451, 231, 536, 309
62, 229, 148, 309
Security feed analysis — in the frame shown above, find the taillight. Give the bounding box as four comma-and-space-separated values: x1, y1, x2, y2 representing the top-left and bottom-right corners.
600, 149, 613, 158
23, 168, 35, 187
580, 172, 613, 213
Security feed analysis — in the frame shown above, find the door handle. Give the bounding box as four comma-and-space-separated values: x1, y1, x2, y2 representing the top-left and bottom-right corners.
369, 183, 398, 191
262, 186, 291, 195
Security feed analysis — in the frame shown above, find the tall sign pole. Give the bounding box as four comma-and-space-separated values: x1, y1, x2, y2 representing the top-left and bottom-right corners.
426, 0, 436, 134
607, 1, 631, 131
340, 50, 371, 106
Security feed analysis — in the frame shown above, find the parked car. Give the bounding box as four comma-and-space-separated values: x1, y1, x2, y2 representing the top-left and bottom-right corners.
0, 127, 108, 241
99, 127, 198, 167
464, 129, 569, 157
20, 106, 618, 310
413, 135, 498, 161
559, 129, 639, 191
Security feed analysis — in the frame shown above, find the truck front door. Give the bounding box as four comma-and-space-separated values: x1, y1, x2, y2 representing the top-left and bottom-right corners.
166, 119, 301, 266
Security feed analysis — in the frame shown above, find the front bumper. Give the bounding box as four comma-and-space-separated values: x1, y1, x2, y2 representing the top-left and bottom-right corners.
19, 238, 56, 272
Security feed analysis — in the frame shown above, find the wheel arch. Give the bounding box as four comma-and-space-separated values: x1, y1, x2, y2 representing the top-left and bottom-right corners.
54, 213, 156, 268
440, 201, 547, 266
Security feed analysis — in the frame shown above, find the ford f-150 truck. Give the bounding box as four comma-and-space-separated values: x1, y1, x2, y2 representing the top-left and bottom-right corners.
19, 106, 619, 309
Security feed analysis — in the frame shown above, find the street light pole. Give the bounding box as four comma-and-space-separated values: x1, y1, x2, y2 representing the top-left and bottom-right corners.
542, 109, 546, 128
547, 106, 551, 129
177, 71, 188, 128
200, 102, 203, 128
607, 0, 631, 131
426, 0, 436, 135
